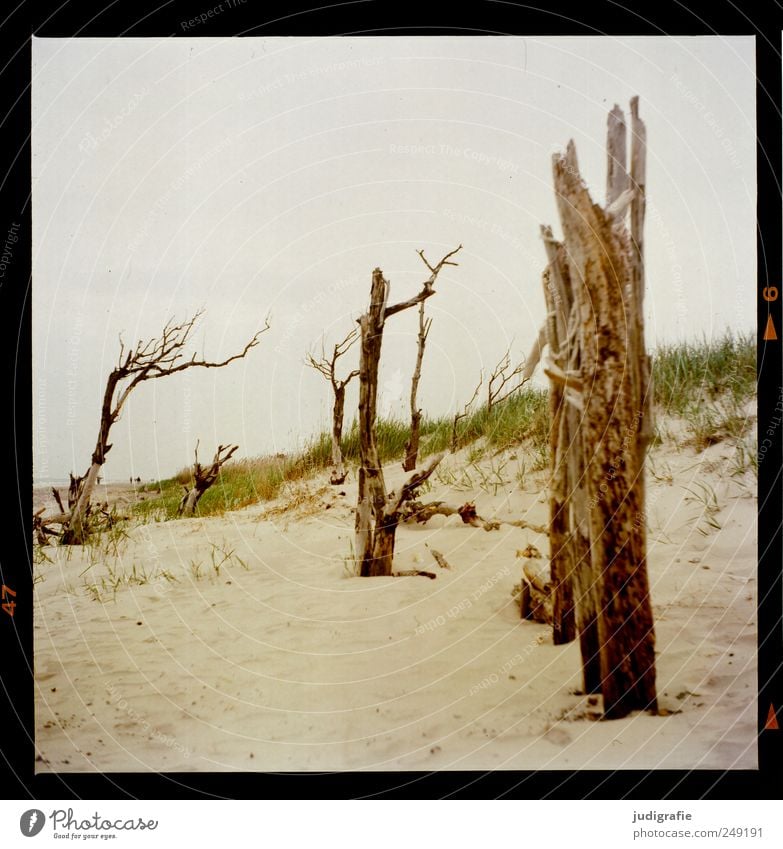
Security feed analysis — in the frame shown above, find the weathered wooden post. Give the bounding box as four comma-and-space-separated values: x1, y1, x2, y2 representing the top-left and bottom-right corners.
540, 231, 576, 646
543, 98, 656, 717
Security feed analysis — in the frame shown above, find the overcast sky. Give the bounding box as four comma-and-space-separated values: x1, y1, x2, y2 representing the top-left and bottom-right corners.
32, 35, 756, 483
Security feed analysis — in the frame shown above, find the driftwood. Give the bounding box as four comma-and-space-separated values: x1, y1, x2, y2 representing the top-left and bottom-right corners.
519, 559, 553, 624
427, 546, 451, 570
400, 500, 459, 523
61, 311, 268, 544
177, 442, 239, 517
355, 247, 461, 577
392, 570, 437, 579
306, 328, 360, 485
544, 98, 657, 718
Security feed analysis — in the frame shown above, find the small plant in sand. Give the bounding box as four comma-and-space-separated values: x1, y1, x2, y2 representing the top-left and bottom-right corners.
81, 562, 178, 603
730, 436, 758, 480
683, 481, 722, 535
342, 539, 359, 578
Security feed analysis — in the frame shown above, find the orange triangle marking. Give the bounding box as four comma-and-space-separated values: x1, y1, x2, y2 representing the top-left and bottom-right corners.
763, 315, 778, 341
765, 703, 779, 730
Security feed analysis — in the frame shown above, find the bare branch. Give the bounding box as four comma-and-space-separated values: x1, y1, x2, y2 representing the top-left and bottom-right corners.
306, 326, 360, 390
487, 345, 530, 411
385, 245, 462, 318
451, 372, 483, 451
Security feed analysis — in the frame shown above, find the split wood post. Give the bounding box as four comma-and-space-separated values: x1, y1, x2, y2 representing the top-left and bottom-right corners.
540, 227, 601, 686
550, 100, 657, 718
540, 232, 575, 645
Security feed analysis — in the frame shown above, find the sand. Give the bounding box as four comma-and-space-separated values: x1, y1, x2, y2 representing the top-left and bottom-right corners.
33, 428, 757, 772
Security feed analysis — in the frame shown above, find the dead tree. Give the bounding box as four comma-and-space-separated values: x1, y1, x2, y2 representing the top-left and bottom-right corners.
60, 311, 269, 544
355, 246, 461, 577
402, 250, 439, 471
306, 328, 360, 484
544, 98, 656, 718
177, 442, 238, 516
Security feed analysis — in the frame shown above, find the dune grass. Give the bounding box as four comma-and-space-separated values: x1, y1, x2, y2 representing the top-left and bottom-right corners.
652, 330, 756, 451
132, 332, 755, 521
652, 330, 755, 414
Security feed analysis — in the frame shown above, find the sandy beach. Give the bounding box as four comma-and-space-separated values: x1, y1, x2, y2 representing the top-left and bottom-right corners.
33, 423, 757, 773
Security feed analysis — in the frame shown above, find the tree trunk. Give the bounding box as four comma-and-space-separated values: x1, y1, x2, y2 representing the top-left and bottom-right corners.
330, 384, 348, 485
355, 253, 455, 576
552, 136, 657, 719
403, 300, 430, 472
62, 366, 122, 543
180, 487, 201, 517
356, 269, 391, 576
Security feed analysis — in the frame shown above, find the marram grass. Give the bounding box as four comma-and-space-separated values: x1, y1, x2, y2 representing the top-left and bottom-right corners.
133, 332, 755, 520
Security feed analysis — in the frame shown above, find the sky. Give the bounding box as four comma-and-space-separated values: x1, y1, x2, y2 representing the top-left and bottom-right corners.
32, 35, 756, 483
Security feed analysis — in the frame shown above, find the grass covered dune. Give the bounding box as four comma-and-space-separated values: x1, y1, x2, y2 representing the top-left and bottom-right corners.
133, 331, 755, 521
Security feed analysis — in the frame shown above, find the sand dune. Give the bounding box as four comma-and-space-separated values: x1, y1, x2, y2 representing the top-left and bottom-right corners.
34, 431, 757, 772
